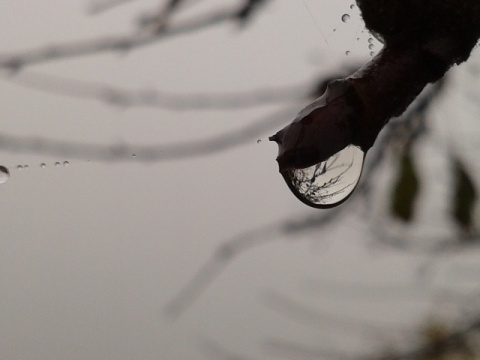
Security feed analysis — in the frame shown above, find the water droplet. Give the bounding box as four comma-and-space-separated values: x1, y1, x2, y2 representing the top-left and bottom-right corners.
368, 44, 374, 50
17, 165, 23, 170
257, 139, 262, 144
55, 162, 61, 167
0, 166, 10, 184
281, 145, 365, 208
40, 163, 47, 168
341, 14, 350, 23
370, 51, 375, 56
24, 165, 29, 169
131, 154, 136, 158
63, 161, 70, 167
345, 50, 351, 56
350, 4, 355, 9
368, 37, 374, 44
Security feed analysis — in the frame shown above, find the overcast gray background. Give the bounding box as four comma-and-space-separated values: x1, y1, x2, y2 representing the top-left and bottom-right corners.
1, 1, 480, 359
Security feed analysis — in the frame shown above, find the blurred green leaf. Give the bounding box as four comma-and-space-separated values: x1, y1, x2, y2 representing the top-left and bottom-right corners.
451, 157, 477, 234
390, 150, 420, 222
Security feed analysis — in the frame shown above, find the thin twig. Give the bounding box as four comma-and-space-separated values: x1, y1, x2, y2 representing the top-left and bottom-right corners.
6, 71, 311, 110
164, 198, 361, 318
0, 4, 245, 70
263, 290, 408, 335
87, 0, 138, 15
0, 104, 301, 160
164, 223, 283, 318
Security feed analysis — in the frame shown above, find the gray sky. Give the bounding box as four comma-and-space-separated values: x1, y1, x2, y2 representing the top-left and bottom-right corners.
1, 1, 480, 359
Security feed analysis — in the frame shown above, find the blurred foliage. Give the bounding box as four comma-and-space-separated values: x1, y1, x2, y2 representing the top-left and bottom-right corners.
451, 157, 478, 236
379, 321, 479, 360
390, 148, 420, 223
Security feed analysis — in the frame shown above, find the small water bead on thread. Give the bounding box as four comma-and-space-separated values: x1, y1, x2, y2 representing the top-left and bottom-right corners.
54, 162, 61, 167
40, 163, 46, 168
23, 165, 29, 169
0, 166, 10, 184
256, 139, 262, 144
345, 50, 351, 56
131, 154, 136, 158
350, 4, 355, 9
370, 51, 375, 56
63, 161, 70, 167
368, 37, 374, 44
369, 44, 375, 50
341, 14, 350, 23
17, 165, 23, 170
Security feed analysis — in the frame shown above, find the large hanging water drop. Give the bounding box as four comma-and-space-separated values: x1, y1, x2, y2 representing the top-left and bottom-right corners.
280, 145, 364, 208
0, 166, 10, 184
269, 79, 369, 209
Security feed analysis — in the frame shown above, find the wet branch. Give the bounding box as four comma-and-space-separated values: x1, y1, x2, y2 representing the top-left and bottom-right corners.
162, 81, 449, 320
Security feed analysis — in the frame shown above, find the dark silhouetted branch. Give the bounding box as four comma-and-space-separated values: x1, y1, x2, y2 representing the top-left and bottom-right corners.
161, 81, 447, 320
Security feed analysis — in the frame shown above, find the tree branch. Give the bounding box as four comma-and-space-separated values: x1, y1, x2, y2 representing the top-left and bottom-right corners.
0, 3, 249, 70
6, 71, 311, 110
0, 104, 300, 160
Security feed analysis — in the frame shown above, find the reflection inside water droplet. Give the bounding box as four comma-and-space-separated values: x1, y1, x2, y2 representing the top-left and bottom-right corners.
280, 145, 365, 208
0, 166, 10, 184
